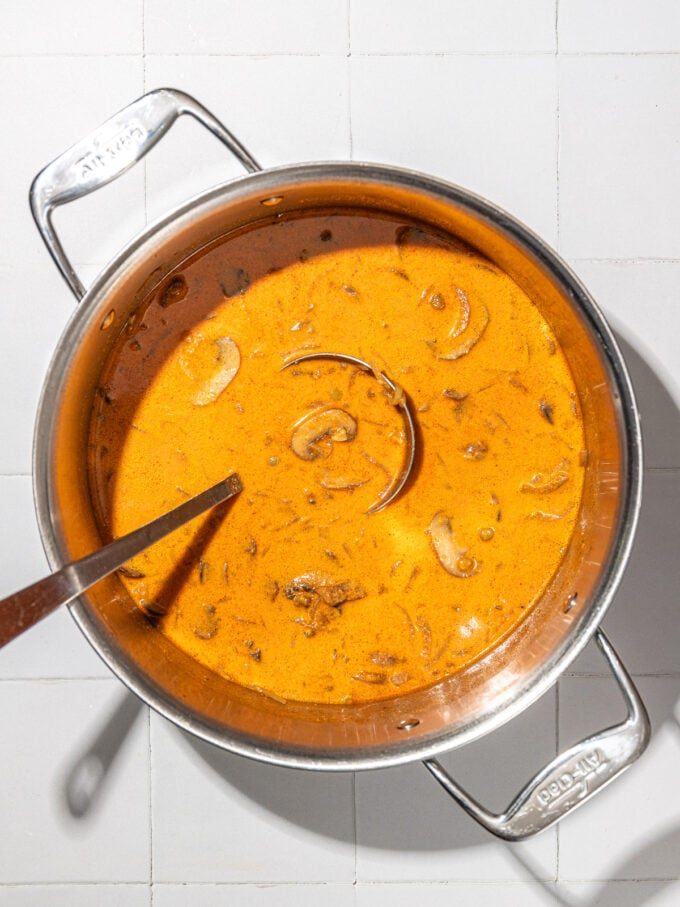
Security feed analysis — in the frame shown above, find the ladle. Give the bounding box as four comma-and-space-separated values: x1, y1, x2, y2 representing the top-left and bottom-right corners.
0, 472, 242, 648
282, 352, 416, 513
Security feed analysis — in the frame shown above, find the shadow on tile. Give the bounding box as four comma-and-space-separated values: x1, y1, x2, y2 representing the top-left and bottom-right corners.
63, 693, 145, 818
512, 825, 680, 906
567, 332, 680, 675
61, 333, 680, 898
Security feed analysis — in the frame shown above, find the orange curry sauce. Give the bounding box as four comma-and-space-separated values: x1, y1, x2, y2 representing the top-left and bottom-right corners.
90, 213, 585, 704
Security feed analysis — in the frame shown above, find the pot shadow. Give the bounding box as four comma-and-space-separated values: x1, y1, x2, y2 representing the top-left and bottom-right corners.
63, 331, 680, 902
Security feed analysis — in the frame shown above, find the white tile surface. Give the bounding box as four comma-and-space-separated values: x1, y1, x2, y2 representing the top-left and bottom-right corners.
351, 55, 558, 243
566, 471, 680, 676
358, 880, 680, 905
1, 1, 680, 902
559, 880, 680, 905
356, 688, 557, 881
144, 55, 350, 221
0, 56, 145, 267
558, 677, 680, 881
352, 0, 556, 54
357, 883, 555, 906
0, 261, 74, 474
560, 0, 680, 53
0, 261, 106, 475
150, 715, 355, 882
569, 260, 680, 469
0, 680, 149, 883
144, 0, 348, 55
0, 886, 149, 906
0, 0, 142, 55
559, 56, 680, 258
0, 476, 109, 678
153, 883, 354, 906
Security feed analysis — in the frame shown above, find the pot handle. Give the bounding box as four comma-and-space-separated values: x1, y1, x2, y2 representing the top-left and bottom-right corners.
423, 630, 650, 841
29, 87, 261, 300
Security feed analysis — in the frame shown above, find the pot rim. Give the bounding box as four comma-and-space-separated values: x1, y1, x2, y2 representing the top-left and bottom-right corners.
32, 160, 643, 771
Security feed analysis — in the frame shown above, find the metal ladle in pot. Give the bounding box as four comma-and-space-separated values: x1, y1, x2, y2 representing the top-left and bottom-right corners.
282, 352, 417, 513
0, 473, 243, 648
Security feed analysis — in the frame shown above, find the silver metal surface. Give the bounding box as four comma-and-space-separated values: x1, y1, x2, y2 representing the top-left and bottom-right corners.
0, 474, 241, 648
281, 352, 417, 513
28, 90, 644, 793
424, 630, 650, 840
29, 88, 260, 299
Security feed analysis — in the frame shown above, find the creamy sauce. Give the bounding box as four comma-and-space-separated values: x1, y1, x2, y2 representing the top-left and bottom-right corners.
90, 213, 585, 704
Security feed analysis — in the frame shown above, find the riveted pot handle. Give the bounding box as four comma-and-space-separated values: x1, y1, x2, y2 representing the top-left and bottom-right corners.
30, 87, 261, 300
423, 630, 649, 841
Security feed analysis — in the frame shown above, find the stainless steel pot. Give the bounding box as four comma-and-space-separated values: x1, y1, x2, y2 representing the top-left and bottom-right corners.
29, 88, 649, 841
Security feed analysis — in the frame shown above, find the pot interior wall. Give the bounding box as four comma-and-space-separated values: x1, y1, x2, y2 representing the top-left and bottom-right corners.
39, 168, 632, 765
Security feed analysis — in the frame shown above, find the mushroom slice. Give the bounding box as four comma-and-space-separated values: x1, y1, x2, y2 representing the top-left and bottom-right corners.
521, 458, 570, 494
449, 287, 471, 339
188, 336, 241, 406
438, 304, 490, 361
291, 408, 357, 461
319, 472, 370, 491
426, 511, 480, 578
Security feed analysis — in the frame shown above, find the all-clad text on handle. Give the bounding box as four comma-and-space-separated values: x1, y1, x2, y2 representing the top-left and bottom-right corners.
29, 88, 260, 299
423, 630, 650, 840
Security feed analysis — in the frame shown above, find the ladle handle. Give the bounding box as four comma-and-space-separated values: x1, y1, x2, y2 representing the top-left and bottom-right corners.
423, 630, 650, 840
0, 473, 242, 649
29, 87, 261, 300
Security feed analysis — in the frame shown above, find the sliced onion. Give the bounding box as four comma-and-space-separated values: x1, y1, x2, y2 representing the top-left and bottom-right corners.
438, 304, 489, 361
521, 458, 570, 494
449, 288, 471, 339
319, 473, 369, 490
426, 511, 480, 578
186, 336, 241, 406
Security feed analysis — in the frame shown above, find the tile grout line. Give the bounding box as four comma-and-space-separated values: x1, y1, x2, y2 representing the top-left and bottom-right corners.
0, 881, 361, 888
3, 879, 680, 887
336, 876, 680, 885
2, 50, 680, 60
350, 50, 680, 57
0, 883, 152, 888
347, 0, 353, 160
0, 51, 348, 59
